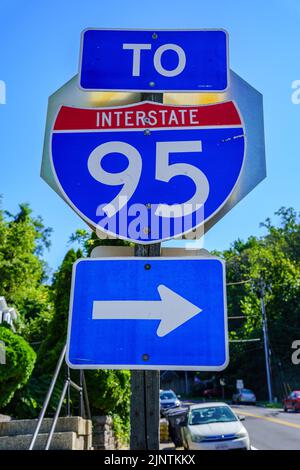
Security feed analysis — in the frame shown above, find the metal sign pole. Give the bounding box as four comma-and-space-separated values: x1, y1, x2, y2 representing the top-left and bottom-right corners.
130, 92, 163, 450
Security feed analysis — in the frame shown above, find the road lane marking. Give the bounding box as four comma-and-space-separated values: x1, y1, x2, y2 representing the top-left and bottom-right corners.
240, 410, 300, 430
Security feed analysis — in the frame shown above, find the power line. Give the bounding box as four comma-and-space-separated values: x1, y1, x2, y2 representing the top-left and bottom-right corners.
226, 279, 252, 286
228, 315, 259, 319
229, 338, 261, 343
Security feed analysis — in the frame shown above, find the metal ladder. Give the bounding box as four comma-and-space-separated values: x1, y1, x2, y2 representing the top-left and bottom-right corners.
29, 344, 91, 450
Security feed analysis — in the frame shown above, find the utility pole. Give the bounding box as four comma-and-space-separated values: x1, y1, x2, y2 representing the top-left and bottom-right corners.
130, 91, 163, 450
184, 371, 189, 396
259, 281, 273, 403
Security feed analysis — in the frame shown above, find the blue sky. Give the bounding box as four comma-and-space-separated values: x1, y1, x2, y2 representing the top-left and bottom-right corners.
0, 0, 299, 275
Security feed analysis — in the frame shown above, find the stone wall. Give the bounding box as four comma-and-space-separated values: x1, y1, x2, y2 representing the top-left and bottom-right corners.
92, 416, 124, 450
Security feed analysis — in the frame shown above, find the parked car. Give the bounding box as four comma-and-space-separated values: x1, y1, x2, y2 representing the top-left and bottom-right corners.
283, 391, 300, 412
180, 402, 250, 450
232, 388, 256, 404
160, 389, 181, 415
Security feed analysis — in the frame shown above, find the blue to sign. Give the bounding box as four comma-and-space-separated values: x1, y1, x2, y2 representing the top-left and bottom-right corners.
66, 257, 228, 370
79, 29, 229, 92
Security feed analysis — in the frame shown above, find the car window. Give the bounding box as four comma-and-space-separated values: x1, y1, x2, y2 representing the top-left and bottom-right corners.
241, 389, 252, 394
160, 391, 176, 400
188, 406, 238, 425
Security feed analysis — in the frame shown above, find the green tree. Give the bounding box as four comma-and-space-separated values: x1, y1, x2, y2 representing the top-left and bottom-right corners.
70, 228, 132, 257
0, 201, 53, 414
222, 208, 300, 399
0, 202, 53, 342
36, 248, 82, 374
0, 325, 36, 407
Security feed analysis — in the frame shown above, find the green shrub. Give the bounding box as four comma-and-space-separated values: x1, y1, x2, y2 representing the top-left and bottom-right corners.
85, 369, 130, 442
5, 373, 65, 419
0, 325, 36, 408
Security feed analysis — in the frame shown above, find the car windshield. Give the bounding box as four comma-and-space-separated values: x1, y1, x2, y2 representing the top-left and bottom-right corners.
241, 389, 253, 394
189, 406, 238, 425
160, 392, 176, 400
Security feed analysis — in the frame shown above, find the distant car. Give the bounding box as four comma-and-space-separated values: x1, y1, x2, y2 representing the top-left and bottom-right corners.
180, 402, 250, 450
160, 389, 181, 414
283, 391, 300, 412
232, 388, 256, 404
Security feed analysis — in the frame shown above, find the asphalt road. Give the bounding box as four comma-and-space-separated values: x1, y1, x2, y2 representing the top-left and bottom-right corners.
231, 404, 300, 450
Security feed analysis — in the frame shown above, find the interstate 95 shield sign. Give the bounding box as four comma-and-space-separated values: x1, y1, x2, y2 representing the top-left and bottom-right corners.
50, 100, 245, 243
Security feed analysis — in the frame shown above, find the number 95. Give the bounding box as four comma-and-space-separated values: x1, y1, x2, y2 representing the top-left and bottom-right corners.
87, 139, 209, 217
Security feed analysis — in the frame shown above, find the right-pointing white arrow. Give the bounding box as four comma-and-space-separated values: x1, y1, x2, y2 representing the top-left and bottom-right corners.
92, 284, 202, 337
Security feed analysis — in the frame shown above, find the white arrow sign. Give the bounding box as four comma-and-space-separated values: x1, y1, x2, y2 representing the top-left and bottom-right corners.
92, 284, 202, 337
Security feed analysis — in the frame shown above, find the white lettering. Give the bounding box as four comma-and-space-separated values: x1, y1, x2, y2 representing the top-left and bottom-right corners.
125, 111, 134, 126
122, 43, 152, 76
114, 111, 122, 127
159, 109, 168, 125
168, 110, 179, 125
136, 110, 146, 126
178, 109, 187, 124
101, 112, 112, 127
189, 109, 199, 124
154, 44, 186, 77
88, 142, 142, 217
147, 110, 158, 126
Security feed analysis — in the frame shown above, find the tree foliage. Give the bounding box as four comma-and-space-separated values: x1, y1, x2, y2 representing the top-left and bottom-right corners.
0, 325, 36, 407
221, 207, 300, 398
36, 248, 82, 374
2, 201, 300, 430
70, 228, 132, 257
0, 202, 52, 411
0, 202, 53, 342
